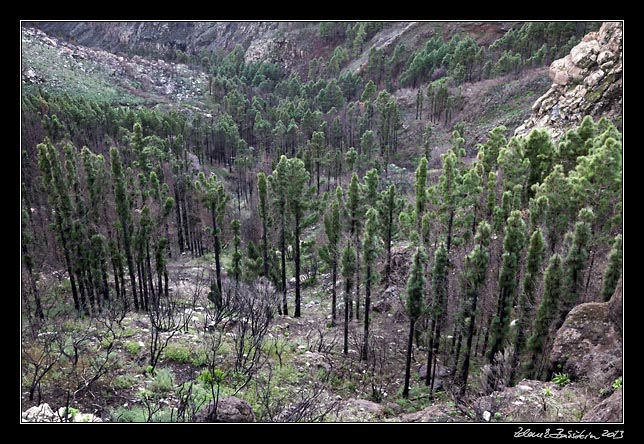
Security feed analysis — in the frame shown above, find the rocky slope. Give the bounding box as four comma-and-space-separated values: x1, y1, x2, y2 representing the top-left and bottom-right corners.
28, 21, 516, 79
22, 27, 209, 109
516, 21, 622, 139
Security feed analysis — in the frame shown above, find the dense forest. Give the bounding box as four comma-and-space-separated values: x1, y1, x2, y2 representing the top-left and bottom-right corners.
20, 21, 622, 423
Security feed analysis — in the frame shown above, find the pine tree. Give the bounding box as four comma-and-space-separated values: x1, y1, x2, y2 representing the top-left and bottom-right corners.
195, 172, 229, 309
379, 184, 401, 283
361, 207, 380, 361
525, 253, 563, 379
231, 219, 242, 283
285, 157, 311, 318
342, 244, 357, 355
270, 156, 290, 315
488, 209, 527, 362
415, 157, 428, 237
347, 172, 363, 319
456, 221, 491, 395
524, 129, 555, 196
403, 247, 425, 399
311, 130, 325, 194
110, 146, 139, 311
257, 172, 270, 282
426, 241, 448, 391
601, 234, 623, 301
323, 189, 342, 326
509, 228, 544, 384
556, 208, 593, 328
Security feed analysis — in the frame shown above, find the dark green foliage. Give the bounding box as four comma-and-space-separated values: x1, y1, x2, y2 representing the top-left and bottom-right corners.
414, 157, 428, 237
231, 219, 242, 282
488, 210, 527, 363
510, 228, 545, 383
403, 248, 425, 399
558, 208, 593, 325
323, 191, 342, 325
601, 234, 622, 301
361, 207, 381, 360
456, 221, 491, 393
525, 253, 563, 380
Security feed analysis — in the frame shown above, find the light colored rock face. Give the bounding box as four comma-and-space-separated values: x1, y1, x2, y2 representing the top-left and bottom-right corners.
549, 300, 622, 393
516, 22, 622, 140
22, 403, 103, 422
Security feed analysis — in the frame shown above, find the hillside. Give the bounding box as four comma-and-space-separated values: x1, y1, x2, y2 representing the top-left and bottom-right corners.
21, 21, 622, 425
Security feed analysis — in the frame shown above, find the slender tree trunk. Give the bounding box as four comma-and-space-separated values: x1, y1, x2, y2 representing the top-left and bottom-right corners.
280, 215, 288, 316
294, 208, 302, 318
361, 264, 372, 361
402, 318, 416, 399
331, 260, 337, 326
145, 242, 155, 308
211, 204, 223, 310
23, 249, 44, 320
355, 243, 361, 321
261, 213, 269, 280
343, 275, 350, 355
122, 228, 139, 311
458, 290, 479, 397
174, 186, 185, 253
100, 261, 110, 309
57, 217, 80, 313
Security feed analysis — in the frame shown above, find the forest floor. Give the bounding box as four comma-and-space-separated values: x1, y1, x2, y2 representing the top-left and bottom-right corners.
22, 245, 609, 423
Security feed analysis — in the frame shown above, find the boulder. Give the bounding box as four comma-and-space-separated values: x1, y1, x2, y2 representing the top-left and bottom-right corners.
373, 286, 400, 313
549, 299, 622, 392
417, 363, 451, 392
584, 69, 605, 89
582, 389, 622, 422
195, 396, 255, 422
335, 398, 385, 421
570, 40, 600, 69
22, 403, 57, 422
294, 351, 332, 372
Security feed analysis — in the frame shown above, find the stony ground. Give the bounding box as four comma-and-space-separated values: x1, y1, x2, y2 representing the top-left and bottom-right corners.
21, 249, 619, 423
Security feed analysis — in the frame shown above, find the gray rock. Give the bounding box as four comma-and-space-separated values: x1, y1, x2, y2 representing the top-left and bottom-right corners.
195, 396, 255, 422
417, 363, 451, 391
549, 300, 622, 392
582, 389, 622, 422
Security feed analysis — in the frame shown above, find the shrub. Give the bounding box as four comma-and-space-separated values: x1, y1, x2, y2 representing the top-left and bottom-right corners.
149, 368, 175, 394
125, 341, 142, 356
163, 343, 191, 364
552, 372, 571, 387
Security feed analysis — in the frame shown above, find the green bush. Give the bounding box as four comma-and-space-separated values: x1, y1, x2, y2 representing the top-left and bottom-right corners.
149, 368, 175, 394
113, 374, 138, 390
552, 372, 571, 387
163, 343, 191, 364
125, 341, 142, 356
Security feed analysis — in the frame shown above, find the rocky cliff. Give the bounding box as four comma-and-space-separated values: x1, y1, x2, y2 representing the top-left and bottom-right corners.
516, 21, 622, 139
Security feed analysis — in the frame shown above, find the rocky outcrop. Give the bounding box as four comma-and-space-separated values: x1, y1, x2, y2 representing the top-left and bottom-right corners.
582, 389, 622, 422
549, 295, 622, 392
335, 398, 386, 422
473, 379, 599, 422
22, 403, 103, 422
195, 397, 255, 423
516, 22, 622, 139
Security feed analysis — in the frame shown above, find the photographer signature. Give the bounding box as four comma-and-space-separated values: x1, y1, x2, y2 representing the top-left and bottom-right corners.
514, 427, 624, 439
